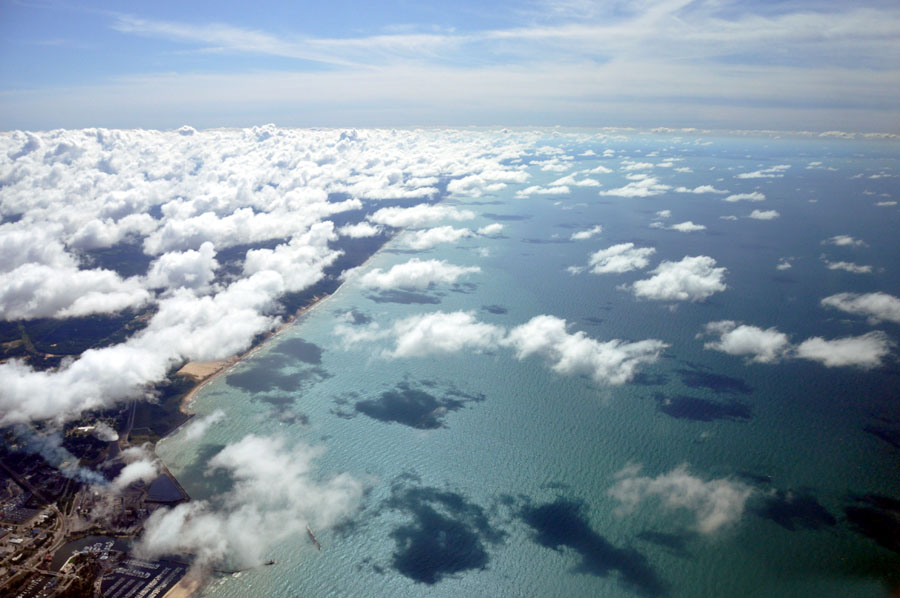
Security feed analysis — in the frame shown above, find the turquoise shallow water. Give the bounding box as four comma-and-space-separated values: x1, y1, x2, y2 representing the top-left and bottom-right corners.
158, 131, 900, 597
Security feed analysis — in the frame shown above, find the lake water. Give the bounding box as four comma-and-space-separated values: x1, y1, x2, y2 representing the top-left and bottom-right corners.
157, 130, 900, 598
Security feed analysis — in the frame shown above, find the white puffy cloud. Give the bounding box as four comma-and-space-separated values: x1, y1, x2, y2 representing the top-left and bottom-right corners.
700, 321, 791, 363
384, 311, 505, 358
358, 258, 480, 291
181, 409, 226, 442
476, 223, 504, 236
608, 464, 754, 534
0, 263, 151, 320
515, 184, 570, 197
822, 235, 866, 247
620, 161, 655, 171
822, 260, 872, 274
674, 185, 728, 194
735, 165, 790, 179
338, 222, 383, 238
503, 315, 667, 385
702, 320, 894, 369
242, 222, 340, 292
748, 209, 780, 220
587, 243, 656, 274
599, 177, 670, 197
402, 226, 474, 250
795, 332, 893, 369
632, 256, 727, 302
570, 225, 603, 240
111, 445, 160, 492
551, 174, 602, 187
723, 192, 766, 202
146, 241, 219, 290
447, 169, 530, 197
368, 204, 475, 228
821, 292, 900, 324
667, 221, 706, 232
875, 201, 898, 207
655, 210, 671, 219
0, 127, 548, 425
336, 311, 666, 386
776, 258, 793, 271
137, 435, 362, 569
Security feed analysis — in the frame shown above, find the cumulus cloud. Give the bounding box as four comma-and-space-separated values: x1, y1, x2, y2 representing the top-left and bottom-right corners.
504, 315, 667, 385
700, 321, 791, 363
0, 126, 551, 425
181, 409, 226, 442
748, 209, 779, 220
476, 223, 504, 236
702, 320, 894, 369
794, 332, 893, 369
675, 185, 728, 194
551, 174, 602, 187
599, 177, 670, 197
822, 235, 866, 247
723, 192, 765, 202
776, 258, 793, 271
667, 221, 706, 232
655, 210, 671, 219
338, 222, 383, 238
384, 311, 505, 358
821, 292, 900, 324
368, 204, 475, 228
822, 260, 872, 274
336, 311, 666, 386
587, 243, 656, 274
137, 435, 362, 569
146, 241, 219, 290
570, 225, 603, 240
111, 445, 160, 492
515, 184, 570, 197
608, 464, 754, 534
402, 226, 474, 250
357, 259, 480, 291
631, 256, 727, 302
735, 165, 790, 179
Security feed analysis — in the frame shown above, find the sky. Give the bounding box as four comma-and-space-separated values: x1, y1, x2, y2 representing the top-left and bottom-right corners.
1, 0, 899, 133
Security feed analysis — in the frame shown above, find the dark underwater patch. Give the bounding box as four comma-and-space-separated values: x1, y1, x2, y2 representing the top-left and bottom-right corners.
384, 481, 506, 584
754, 489, 837, 531
845, 495, 900, 555
367, 290, 442, 304
654, 394, 752, 422
344, 382, 485, 429
676, 368, 752, 395
520, 498, 666, 597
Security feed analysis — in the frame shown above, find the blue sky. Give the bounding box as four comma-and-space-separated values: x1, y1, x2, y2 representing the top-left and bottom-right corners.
1, 0, 898, 131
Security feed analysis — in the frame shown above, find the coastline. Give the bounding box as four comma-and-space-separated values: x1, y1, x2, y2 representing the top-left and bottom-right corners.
175, 292, 330, 417
151, 231, 399, 597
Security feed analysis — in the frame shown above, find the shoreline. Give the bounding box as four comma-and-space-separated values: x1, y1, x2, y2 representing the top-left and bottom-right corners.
176, 292, 330, 417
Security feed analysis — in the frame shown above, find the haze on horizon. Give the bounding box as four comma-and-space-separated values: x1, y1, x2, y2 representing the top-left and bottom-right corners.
2, 0, 899, 132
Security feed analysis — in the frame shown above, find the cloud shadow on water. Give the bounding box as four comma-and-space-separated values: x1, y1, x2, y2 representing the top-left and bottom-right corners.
481, 304, 508, 315
654, 393, 752, 422
845, 495, 900, 555
335, 382, 485, 429
383, 479, 506, 584
366, 290, 442, 305
636, 530, 694, 559
273, 337, 323, 364
676, 367, 752, 395
753, 489, 837, 531
519, 498, 667, 597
